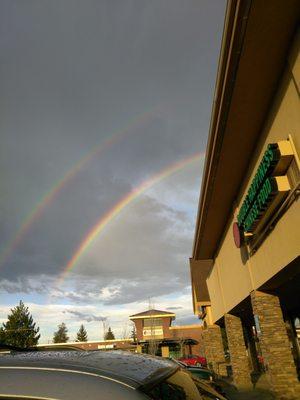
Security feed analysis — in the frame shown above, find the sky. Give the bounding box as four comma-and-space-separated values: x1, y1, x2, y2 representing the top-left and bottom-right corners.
0, 0, 226, 343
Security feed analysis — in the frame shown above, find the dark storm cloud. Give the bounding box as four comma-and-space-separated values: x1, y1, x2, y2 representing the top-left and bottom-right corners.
1, 182, 199, 304
102, 276, 185, 306
43, 193, 198, 305
0, 277, 49, 295
63, 310, 107, 323
0, 0, 226, 304
70, 195, 193, 276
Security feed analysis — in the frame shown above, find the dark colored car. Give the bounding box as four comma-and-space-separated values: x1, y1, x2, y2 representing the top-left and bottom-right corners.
185, 366, 214, 381
174, 360, 229, 399
0, 349, 227, 399
175, 361, 214, 381
179, 354, 207, 367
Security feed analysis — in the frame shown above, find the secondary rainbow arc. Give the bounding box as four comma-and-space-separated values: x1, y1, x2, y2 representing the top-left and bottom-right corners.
0, 107, 163, 268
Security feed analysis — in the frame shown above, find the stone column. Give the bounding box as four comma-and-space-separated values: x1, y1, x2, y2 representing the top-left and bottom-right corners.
202, 325, 227, 376
224, 313, 252, 389
251, 290, 300, 399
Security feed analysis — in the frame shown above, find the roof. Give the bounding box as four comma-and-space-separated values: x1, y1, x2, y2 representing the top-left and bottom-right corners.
36, 338, 132, 346
129, 309, 175, 319
138, 338, 199, 346
192, 0, 300, 260
0, 350, 177, 389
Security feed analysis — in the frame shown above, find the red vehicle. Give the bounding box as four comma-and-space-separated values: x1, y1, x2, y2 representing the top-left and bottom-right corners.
178, 354, 207, 367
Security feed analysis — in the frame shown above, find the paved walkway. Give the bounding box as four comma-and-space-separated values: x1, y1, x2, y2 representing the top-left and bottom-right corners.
222, 386, 275, 400
217, 375, 276, 400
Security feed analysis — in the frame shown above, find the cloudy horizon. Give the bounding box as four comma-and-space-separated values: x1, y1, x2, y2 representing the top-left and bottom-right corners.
0, 0, 226, 342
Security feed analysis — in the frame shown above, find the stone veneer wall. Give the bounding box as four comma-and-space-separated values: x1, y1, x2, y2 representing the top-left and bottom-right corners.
224, 313, 251, 388
251, 290, 300, 399
201, 325, 227, 376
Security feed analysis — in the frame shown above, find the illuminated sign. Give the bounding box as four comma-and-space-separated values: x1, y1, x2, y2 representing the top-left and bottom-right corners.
234, 141, 293, 246
143, 327, 163, 337
242, 176, 280, 232
237, 144, 281, 230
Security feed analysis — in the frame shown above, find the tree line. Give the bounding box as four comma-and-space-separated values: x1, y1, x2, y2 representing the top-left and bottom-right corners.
0, 301, 121, 347
52, 322, 116, 343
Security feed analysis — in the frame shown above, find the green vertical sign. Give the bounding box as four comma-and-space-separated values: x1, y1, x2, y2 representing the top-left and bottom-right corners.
237, 143, 280, 233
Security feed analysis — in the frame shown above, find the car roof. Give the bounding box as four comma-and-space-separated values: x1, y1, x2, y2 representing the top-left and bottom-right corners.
0, 350, 177, 388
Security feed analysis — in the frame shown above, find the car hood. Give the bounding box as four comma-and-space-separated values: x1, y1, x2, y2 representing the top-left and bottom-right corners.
0, 350, 177, 388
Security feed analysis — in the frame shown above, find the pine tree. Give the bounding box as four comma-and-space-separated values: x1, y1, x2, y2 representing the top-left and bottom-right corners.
104, 326, 115, 340
2, 300, 40, 348
53, 322, 69, 343
76, 324, 88, 342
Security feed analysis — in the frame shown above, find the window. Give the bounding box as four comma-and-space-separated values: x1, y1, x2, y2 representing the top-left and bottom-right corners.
143, 318, 162, 327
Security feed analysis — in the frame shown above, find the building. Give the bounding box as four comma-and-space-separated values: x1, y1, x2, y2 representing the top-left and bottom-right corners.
130, 309, 176, 341
36, 338, 135, 351
190, 0, 300, 399
130, 309, 203, 358
36, 310, 203, 357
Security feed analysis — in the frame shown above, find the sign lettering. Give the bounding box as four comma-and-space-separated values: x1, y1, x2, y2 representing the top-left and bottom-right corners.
234, 140, 293, 247
237, 143, 280, 229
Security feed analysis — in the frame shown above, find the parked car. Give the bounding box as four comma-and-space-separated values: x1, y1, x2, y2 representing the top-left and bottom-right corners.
184, 365, 214, 381
174, 360, 229, 399
0, 348, 226, 399
179, 354, 207, 367
175, 360, 213, 381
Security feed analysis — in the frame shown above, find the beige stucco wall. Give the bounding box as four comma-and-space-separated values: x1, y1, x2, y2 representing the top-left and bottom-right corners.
249, 38, 300, 289
208, 215, 253, 322
206, 261, 225, 323
207, 31, 300, 323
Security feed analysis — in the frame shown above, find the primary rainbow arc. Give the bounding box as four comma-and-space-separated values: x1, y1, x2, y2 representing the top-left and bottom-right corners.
57, 151, 205, 286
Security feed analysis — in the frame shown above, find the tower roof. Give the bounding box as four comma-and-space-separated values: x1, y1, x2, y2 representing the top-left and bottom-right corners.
129, 309, 175, 320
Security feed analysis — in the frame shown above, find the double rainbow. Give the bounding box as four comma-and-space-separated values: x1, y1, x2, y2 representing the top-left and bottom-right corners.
57, 151, 204, 286
0, 107, 163, 268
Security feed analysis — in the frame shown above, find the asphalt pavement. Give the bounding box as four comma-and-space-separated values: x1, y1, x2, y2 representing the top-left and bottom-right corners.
216, 375, 276, 400
222, 386, 275, 400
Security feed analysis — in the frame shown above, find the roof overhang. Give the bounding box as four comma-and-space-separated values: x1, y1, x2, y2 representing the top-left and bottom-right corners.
190, 259, 213, 314
193, 0, 300, 260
